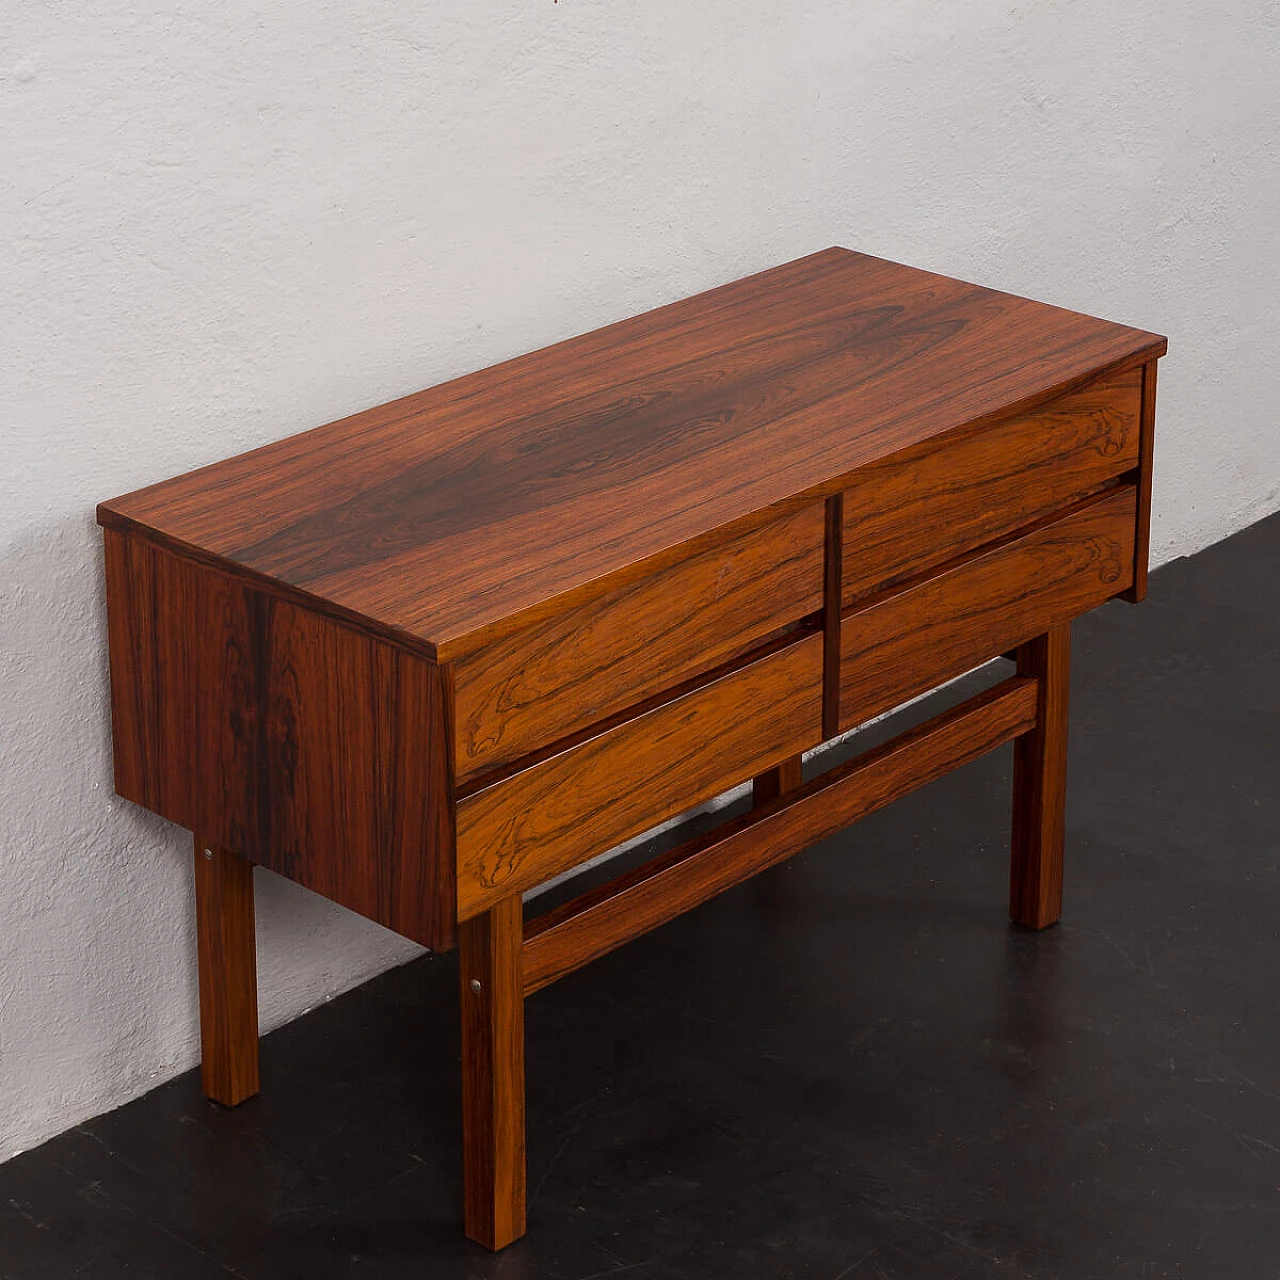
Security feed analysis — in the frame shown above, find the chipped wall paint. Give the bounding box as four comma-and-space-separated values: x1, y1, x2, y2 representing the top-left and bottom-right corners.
2, 0, 1277, 1160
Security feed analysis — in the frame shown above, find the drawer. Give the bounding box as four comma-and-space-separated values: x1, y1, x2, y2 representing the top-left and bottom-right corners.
452, 502, 825, 782
838, 485, 1136, 732
457, 632, 824, 919
841, 365, 1142, 606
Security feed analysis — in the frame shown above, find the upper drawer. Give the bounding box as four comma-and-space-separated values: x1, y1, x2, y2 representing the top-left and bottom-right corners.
456, 632, 824, 920
841, 365, 1142, 607
452, 502, 826, 782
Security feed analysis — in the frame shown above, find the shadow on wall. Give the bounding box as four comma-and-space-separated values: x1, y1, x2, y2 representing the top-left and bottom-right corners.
0, 510, 420, 1161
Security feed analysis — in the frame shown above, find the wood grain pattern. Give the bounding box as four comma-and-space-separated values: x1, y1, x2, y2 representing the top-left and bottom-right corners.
98, 249, 1165, 661
523, 675, 1040, 995
456, 634, 825, 919
453, 503, 824, 782
458, 896, 526, 1250
104, 529, 456, 950
1010, 625, 1072, 928
194, 837, 259, 1106
841, 365, 1143, 606
1123, 358, 1160, 604
838, 486, 1136, 733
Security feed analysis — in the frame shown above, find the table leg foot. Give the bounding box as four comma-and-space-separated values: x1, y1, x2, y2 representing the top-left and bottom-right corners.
193, 835, 260, 1105
459, 895, 527, 1250
1010, 623, 1071, 929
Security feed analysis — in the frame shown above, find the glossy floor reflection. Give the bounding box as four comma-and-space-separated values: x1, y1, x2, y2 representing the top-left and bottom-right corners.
3, 511, 1278, 1280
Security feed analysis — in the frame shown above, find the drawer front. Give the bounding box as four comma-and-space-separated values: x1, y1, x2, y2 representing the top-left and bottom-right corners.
453, 502, 825, 782
457, 632, 824, 919
841, 366, 1142, 606
839, 486, 1136, 732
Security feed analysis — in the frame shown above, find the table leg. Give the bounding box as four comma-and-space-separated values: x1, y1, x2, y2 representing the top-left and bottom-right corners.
193, 835, 260, 1105
1010, 623, 1071, 928
458, 895, 527, 1250
752, 752, 804, 807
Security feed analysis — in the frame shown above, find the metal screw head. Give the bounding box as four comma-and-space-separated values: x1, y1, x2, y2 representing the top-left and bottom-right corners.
203, 848, 213, 860
469, 978, 482, 993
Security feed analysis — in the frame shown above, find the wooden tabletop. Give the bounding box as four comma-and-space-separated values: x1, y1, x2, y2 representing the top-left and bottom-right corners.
98, 248, 1166, 661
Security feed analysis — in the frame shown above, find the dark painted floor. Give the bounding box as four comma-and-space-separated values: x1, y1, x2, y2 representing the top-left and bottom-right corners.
4, 512, 1279, 1280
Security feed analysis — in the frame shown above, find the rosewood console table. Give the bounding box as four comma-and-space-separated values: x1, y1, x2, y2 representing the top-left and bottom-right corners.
98, 249, 1165, 1250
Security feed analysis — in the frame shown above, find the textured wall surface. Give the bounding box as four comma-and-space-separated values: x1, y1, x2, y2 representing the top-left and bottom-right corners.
2, 0, 1277, 1161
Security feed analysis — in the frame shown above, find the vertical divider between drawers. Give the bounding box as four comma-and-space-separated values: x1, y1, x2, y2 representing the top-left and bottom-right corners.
822, 493, 844, 740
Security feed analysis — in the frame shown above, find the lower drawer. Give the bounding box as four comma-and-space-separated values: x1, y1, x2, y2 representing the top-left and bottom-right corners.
457, 632, 824, 919
838, 485, 1136, 732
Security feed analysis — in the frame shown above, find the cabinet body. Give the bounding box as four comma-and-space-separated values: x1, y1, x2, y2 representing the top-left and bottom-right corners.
97, 247, 1165, 1250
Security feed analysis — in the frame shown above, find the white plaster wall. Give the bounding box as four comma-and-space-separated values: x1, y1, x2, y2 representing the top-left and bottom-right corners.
2, 0, 1276, 1161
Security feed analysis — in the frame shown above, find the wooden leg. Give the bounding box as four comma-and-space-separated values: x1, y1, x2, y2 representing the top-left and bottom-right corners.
193, 836, 260, 1105
1010, 624, 1071, 929
459, 895, 527, 1250
752, 753, 804, 807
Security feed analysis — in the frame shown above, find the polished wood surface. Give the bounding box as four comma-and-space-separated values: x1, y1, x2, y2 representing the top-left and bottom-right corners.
840, 365, 1142, 606
453, 503, 824, 782
194, 838, 259, 1106
838, 486, 1136, 733
457, 634, 824, 919
458, 897, 526, 1250
1010, 625, 1072, 928
523, 676, 1039, 995
104, 529, 456, 950
98, 248, 1165, 661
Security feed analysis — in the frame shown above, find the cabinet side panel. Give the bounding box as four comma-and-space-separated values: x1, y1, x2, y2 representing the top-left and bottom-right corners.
104, 527, 201, 825
104, 526, 161, 815
100, 529, 455, 950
